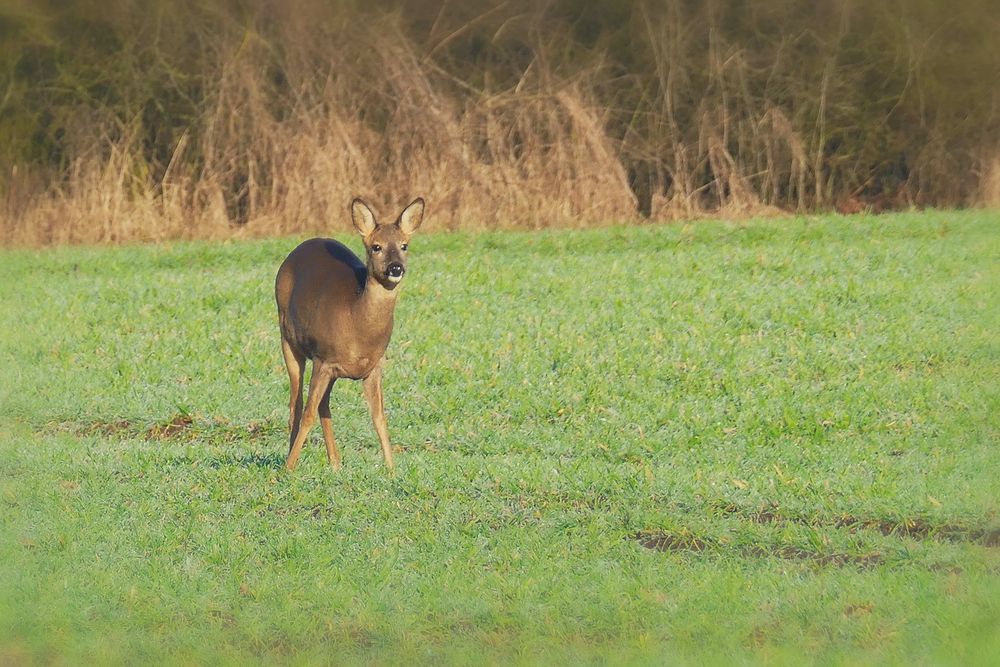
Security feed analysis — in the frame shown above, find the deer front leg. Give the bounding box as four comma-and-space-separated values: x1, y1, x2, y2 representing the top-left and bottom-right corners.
318, 379, 341, 470
286, 361, 334, 471
362, 362, 394, 470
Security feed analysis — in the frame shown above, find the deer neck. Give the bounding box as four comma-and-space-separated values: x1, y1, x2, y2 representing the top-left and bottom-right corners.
354, 273, 400, 331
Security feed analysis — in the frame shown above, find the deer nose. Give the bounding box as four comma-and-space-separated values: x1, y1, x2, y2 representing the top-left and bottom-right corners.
387, 263, 405, 278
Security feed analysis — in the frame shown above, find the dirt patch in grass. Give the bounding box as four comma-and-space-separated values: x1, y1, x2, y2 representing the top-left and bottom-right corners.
254, 503, 326, 519
634, 531, 711, 553
145, 414, 193, 440
749, 545, 884, 568
717, 501, 1000, 548
633, 530, 884, 568
980, 530, 1000, 548
87, 419, 134, 435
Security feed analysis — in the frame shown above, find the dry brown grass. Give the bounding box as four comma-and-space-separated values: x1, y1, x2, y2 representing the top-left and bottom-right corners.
1, 0, 997, 246
1, 16, 642, 245
980, 156, 1000, 209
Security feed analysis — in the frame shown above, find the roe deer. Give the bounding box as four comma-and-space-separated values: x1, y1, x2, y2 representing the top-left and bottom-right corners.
275, 197, 425, 470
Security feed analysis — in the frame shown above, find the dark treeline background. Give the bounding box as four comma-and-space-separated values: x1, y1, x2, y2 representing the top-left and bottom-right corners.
1, 0, 998, 244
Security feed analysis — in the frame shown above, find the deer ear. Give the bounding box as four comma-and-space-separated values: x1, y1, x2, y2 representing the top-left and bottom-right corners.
351, 198, 377, 236
398, 198, 425, 235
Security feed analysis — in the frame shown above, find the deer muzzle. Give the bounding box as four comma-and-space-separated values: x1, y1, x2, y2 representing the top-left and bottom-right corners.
386, 262, 405, 282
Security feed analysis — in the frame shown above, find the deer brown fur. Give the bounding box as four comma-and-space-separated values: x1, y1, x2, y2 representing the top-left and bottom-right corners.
274, 197, 425, 470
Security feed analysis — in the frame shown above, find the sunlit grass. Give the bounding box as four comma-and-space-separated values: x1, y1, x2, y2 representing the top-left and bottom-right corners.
1, 211, 998, 663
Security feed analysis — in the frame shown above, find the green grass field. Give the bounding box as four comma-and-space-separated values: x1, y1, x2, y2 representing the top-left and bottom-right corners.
1, 212, 998, 664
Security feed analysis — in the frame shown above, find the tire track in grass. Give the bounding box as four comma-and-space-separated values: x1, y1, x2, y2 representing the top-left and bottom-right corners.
713, 501, 1000, 548
47, 415, 281, 445
635, 501, 998, 568
632, 530, 886, 568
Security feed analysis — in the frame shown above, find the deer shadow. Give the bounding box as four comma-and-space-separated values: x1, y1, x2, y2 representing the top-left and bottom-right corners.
204, 451, 286, 470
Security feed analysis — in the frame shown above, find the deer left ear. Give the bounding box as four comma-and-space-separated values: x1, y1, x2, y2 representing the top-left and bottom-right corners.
398, 198, 425, 235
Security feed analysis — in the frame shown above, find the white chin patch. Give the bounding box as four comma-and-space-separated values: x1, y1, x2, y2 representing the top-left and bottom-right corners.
386, 275, 402, 284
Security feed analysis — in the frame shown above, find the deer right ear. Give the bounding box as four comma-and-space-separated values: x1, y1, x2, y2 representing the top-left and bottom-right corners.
351, 198, 377, 236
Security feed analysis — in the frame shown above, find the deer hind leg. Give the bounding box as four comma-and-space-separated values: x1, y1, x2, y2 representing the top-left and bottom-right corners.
281, 338, 306, 450
285, 361, 333, 471
362, 362, 394, 470
318, 379, 341, 469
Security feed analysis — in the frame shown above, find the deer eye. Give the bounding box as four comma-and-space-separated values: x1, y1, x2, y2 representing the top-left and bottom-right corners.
371, 244, 382, 253
400, 243, 408, 251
